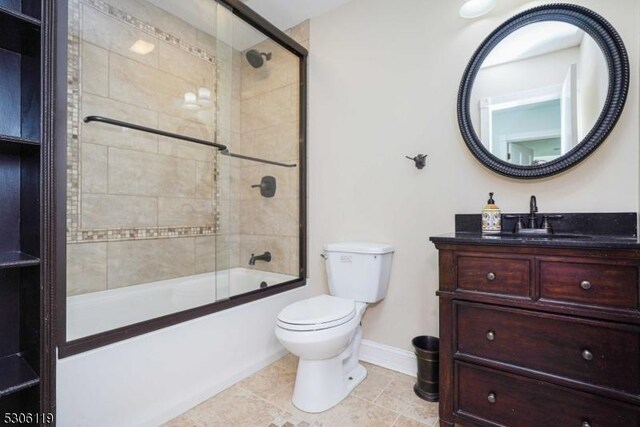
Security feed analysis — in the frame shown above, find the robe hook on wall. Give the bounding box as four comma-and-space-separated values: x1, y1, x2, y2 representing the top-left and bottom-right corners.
406, 154, 428, 170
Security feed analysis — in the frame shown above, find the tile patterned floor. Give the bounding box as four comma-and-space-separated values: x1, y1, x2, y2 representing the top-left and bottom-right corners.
164, 354, 439, 427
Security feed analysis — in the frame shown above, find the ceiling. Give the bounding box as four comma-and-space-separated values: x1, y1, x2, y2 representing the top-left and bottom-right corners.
146, 0, 352, 51
243, 0, 353, 31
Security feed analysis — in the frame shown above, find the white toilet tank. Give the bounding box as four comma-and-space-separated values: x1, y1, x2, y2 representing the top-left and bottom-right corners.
323, 242, 394, 303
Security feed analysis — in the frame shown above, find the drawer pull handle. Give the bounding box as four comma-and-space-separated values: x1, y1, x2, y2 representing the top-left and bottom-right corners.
487, 392, 497, 404
580, 280, 592, 290
486, 331, 495, 341
582, 349, 594, 361
582, 422, 592, 427
487, 272, 496, 281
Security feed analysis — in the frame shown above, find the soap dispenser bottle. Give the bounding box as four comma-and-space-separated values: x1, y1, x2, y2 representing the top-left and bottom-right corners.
482, 192, 501, 235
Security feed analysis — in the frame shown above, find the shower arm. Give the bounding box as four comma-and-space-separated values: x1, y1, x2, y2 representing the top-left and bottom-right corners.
83, 116, 228, 151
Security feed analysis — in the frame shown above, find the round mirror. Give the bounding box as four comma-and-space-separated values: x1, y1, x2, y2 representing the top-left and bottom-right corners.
459, 4, 629, 178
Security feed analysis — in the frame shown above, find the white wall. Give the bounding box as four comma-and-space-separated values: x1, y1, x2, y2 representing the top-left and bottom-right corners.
307, 0, 639, 350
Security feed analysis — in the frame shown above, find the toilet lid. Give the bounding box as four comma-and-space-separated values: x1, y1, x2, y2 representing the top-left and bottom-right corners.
277, 295, 356, 331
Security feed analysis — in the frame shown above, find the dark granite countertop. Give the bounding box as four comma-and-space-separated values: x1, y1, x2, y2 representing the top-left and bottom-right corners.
430, 212, 640, 250
430, 232, 640, 250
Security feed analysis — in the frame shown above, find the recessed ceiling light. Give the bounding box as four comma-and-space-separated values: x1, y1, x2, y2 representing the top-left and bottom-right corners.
459, 0, 497, 19
129, 40, 156, 55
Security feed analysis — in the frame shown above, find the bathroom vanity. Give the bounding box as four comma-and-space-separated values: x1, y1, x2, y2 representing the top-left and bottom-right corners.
431, 214, 640, 426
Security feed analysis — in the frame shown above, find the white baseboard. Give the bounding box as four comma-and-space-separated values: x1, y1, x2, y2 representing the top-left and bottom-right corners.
359, 339, 417, 377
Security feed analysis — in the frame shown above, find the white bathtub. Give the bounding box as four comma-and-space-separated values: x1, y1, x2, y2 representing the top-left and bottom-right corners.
66, 268, 298, 341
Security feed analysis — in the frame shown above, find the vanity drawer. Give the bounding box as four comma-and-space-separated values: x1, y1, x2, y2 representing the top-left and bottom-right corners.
456, 303, 640, 393
540, 261, 639, 310
457, 363, 639, 427
457, 255, 530, 297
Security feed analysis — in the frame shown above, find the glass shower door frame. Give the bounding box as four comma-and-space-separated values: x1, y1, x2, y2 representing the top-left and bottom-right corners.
54, 0, 308, 358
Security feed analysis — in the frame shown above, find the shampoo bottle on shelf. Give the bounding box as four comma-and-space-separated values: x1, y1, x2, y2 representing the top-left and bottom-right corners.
482, 192, 501, 235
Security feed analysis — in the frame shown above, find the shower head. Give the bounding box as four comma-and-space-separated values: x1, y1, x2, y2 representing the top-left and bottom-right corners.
246, 49, 272, 68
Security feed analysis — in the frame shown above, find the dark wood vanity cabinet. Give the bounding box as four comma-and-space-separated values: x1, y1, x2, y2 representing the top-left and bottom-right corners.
433, 243, 640, 427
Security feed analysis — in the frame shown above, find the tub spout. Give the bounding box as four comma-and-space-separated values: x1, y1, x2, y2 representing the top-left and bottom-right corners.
249, 251, 272, 265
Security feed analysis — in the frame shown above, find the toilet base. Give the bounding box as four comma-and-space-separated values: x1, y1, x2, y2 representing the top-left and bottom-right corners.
292, 361, 367, 413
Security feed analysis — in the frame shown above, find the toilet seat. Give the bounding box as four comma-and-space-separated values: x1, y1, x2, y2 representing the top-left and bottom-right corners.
277, 295, 356, 331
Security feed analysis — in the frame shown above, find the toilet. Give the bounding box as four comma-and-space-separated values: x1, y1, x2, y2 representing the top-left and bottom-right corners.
275, 242, 394, 413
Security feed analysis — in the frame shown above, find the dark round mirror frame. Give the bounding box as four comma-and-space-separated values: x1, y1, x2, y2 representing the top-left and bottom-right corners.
458, 4, 630, 179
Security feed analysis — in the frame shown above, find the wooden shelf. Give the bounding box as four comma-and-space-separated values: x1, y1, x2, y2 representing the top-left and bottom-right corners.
0, 252, 40, 269
0, 5, 41, 26
0, 135, 40, 155
0, 354, 39, 397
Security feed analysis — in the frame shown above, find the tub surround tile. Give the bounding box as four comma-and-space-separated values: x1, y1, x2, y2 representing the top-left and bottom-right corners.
158, 42, 216, 88
81, 92, 159, 153
108, 148, 196, 198
82, 4, 160, 68
82, 194, 158, 229
195, 236, 216, 274
158, 197, 215, 228
107, 237, 195, 288
240, 84, 298, 134
81, 41, 109, 97
81, 143, 108, 193
66, 242, 108, 296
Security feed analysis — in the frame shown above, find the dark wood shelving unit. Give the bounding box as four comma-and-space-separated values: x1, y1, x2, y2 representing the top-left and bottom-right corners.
0, 251, 40, 269
0, 354, 40, 397
0, 0, 53, 421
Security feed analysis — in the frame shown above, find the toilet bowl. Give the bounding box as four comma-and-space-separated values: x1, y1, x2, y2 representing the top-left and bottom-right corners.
275, 242, 394, 413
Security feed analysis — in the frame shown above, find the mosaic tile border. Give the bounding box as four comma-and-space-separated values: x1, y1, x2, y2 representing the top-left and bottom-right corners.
67, 0, 225, 243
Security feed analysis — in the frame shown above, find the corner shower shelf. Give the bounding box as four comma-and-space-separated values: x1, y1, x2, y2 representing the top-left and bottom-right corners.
0, 354, 39, 397
0, 252, 41, 269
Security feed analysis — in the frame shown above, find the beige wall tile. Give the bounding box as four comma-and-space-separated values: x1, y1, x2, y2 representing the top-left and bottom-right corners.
82, 194, 158, 229
240, 84, 298, 133
195, 236, 216, 274
81, 42, 109, 97
67, 243, 108, 296
81, 143, 108, 193
239, 200, 253, 234
107, 238, 195, 288
81, 93, 159, 153
240, 121, 299, 163
99, 0, 199, 43
109, 53, 215, 126
195, 29, 217, 55
195, 161, 215, 199
253, 198, 299, 237
241, 46, 299, 100
158, 197, 215, 227
108, 148, 196, 197
284, 20, 310, 45
240, 234, 292, 275
158, 42, 215, 87
157, 114, 216, 161
82, 5, 159, 68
